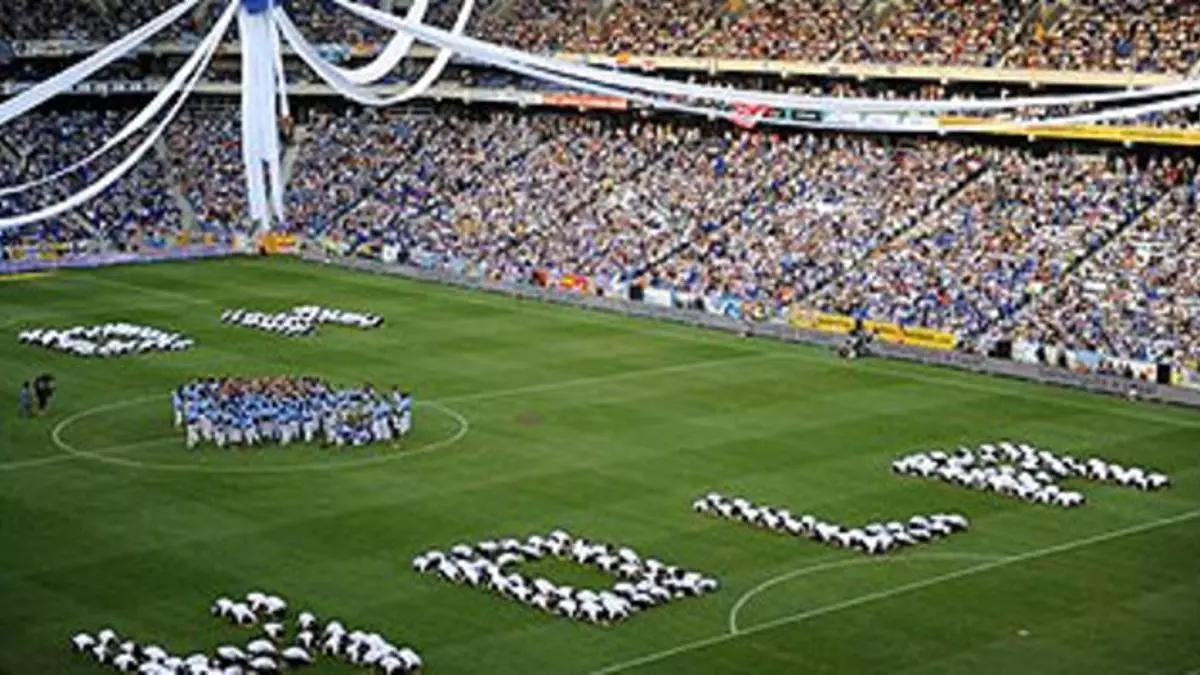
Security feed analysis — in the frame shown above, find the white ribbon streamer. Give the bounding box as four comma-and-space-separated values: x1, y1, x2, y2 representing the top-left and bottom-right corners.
333, 0, 430, 85
270, 15, 292, 119
971, 91, 1200, 131
336, 0, 1200, 115
329, 1, 1200, 131
0, 0, 236, 231
301, 8, 909, 131
274, 0, 473, 107
240, 6, 286, 223
0, 16, 231, 197
0, 0, 201, 128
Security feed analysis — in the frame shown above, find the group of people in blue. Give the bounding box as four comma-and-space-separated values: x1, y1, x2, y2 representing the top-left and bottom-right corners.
173, 376, 413, 450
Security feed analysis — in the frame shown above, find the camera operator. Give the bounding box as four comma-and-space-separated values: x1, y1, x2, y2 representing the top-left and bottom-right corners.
33, 373, 56, 415
838, 320, 875, 360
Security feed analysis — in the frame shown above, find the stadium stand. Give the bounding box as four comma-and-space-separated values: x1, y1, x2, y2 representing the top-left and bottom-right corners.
286, 108, 1196, 373
1015, 181, 1200, 367
689, 0, 868, 62
1009, 0, 1200, 74
165, 107, 247, 233
285, 109, 421, 236
3, 0, 1198, 76
2, 1, 1199, 387
840, 0, 1024, 67
0, 0, 208, 42
470, 0, 1200, 74
0, 109, 191, 261
816, 150, 1180, 339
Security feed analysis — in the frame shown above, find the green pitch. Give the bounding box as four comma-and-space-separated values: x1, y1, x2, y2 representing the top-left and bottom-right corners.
1, 257, 1197, 674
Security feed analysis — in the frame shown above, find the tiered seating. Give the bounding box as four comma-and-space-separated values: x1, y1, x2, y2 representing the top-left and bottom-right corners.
0, 109, 186, 262
815, 150, 1175, 338
1011, 0, 1200, 74
1016, 175, 1200, 365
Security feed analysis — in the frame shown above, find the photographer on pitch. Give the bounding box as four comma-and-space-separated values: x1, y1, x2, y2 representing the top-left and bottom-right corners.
838, 320, 876, 360
32, 373, 56, 415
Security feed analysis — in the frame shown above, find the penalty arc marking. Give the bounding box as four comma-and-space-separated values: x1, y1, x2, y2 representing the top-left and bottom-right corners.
727, 551, 1007, 634
589, 508, 1200, 674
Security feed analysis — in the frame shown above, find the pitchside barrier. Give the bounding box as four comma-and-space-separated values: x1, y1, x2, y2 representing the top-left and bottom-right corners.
0, 243, 235, 275
787, 308, 959, 352
299, 252, 1200, 410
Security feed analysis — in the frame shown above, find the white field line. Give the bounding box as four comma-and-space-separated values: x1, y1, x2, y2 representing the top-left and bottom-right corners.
727, 551, 1006, 634
46, 264, 1200, 428
354, 264, 1200, 428
42, 396, 470, 474
436, 352, 775, 404
87, 263, 764, 353
0, 353, 763, 473
0, 436, 174, 472
589, 508, 1200, 675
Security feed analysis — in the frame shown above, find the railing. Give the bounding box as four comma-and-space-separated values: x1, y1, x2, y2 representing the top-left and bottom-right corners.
4, 74, 1196, 147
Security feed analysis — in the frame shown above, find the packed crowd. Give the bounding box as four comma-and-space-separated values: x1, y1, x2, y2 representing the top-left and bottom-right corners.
481, 0, 725, 56
281, 108, 1196, 371
656, 134, 987, 314
0, 0, 480, 45
285, 0, 390, 46
689, 0, 866, 62
816, 151, 1182, 340
413, 529, 718, 625
0, 109, 190, 261
0, 0, 209, 42
494, 119, 759, 289
1015, 180, 1200, 366
469, 0, 1200, 73
172, 376, 412, 449
1, 98, 1196, 374
892, 440, 1171, 508
842, 0, 1024, 67
285, 110, 417, 235
317, 112, 685, 283
6, 0, 1200, 75
312, 111, 985, 305
19, 323, 194, 358
284, 0, 501, 48
166, 108, 246, 232
694, 493, 969, 555
1012, 0, 1200, 74
0, 0, 106, 41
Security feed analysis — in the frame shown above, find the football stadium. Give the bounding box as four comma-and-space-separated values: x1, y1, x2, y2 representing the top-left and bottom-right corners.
1, 1, 1199, 674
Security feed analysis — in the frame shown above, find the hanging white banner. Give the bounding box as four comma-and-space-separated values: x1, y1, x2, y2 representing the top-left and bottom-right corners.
333, 0, 430, 85
336, 0, 1200, 117
274, 0, 473, 108
332, 2, 1200, 131
270, 12, 291, 119
0, 0, 235, 232
0, 13, 231, 197
0, 0, 201, 128
239, 6, 285, 223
